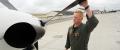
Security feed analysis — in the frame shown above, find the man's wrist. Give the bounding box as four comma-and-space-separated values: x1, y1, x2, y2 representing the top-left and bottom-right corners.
85, 6, 93, 18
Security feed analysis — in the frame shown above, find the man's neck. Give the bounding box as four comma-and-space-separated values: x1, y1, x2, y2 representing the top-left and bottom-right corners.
74, 23, 81, 28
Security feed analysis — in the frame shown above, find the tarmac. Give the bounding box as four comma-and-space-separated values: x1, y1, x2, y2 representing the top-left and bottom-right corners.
38, 12, 120, 50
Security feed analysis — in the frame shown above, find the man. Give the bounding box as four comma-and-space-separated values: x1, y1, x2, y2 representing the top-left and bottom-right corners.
65, 0, 99, 50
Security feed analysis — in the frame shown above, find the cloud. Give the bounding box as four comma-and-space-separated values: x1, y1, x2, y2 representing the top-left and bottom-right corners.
89, 0, 120, 10
0, 0, 119, 13
33, 0, 74, 10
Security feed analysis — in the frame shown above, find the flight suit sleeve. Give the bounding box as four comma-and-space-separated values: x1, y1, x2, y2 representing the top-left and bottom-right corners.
85, 14, 99, 33
65, 28, 71, 49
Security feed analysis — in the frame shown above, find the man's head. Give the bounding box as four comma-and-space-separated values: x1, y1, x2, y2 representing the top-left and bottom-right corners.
73, 9, 84, 26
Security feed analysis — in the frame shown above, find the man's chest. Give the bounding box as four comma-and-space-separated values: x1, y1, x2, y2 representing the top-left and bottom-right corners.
69, 26, 86, 38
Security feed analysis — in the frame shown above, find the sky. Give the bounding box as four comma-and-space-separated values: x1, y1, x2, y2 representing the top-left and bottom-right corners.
0, 0, 120, 13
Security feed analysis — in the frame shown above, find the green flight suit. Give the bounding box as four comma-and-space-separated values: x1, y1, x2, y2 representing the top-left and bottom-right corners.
65, 14, 99, 50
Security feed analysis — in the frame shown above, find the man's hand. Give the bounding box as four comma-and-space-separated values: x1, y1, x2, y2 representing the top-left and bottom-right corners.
79, 0, 93, 18
65, 48, 68, 50
79, 0, 88, 8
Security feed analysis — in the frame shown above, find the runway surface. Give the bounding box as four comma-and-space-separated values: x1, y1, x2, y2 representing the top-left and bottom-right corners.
38, 12, 120, 50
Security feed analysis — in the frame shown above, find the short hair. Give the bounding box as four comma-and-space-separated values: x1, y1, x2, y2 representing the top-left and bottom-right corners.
74, 8, 84, 14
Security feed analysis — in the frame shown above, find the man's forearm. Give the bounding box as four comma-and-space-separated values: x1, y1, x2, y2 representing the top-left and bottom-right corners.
79, 0, 93, 18
86, 7, 93, 18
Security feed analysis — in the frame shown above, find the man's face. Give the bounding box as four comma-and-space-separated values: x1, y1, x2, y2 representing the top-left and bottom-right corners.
73, 12, 83, 25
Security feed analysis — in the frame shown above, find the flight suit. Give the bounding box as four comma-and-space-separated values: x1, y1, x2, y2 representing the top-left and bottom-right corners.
65, 14, 99, 50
